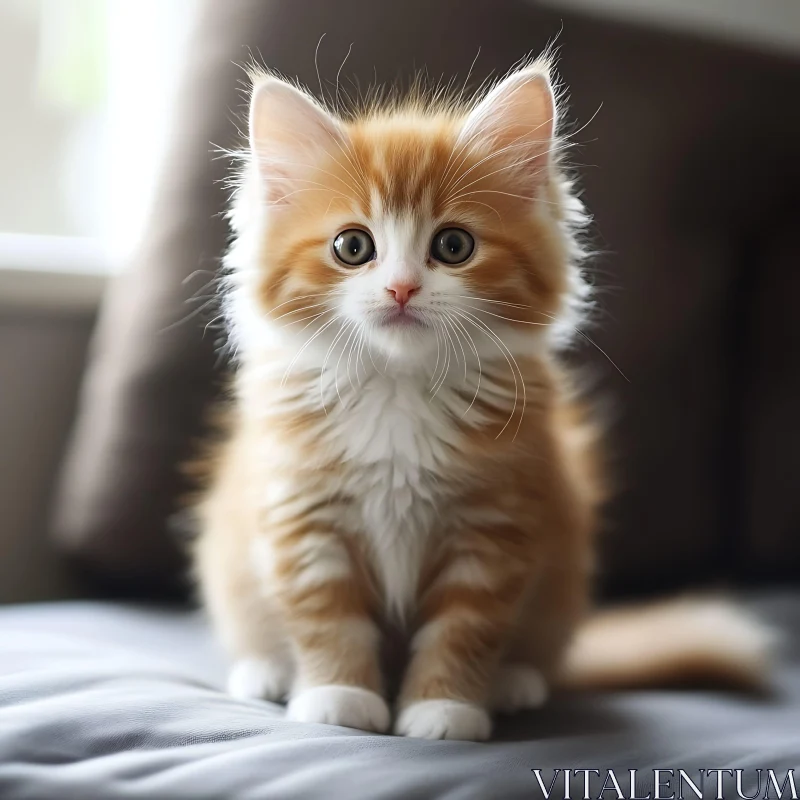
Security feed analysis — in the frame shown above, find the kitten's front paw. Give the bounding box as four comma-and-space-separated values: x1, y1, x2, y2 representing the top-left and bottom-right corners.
395, 700, 491, 741
490, 665, 549, 713
228, 657, 291, 702
287, 685, 390, 733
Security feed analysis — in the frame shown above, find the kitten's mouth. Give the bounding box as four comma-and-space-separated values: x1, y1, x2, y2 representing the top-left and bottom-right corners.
377, 307, 428, 329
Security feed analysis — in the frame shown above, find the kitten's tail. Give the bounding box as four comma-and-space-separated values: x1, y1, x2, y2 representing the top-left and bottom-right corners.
559, 597, 777, 693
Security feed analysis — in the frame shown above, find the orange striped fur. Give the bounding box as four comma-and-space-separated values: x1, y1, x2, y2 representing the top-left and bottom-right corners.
193, 58, 598, 741
192, 59, 771, 741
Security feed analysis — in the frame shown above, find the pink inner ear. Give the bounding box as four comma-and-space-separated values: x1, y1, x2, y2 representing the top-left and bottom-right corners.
249, 78, 346, 203
459, 68, 557, 180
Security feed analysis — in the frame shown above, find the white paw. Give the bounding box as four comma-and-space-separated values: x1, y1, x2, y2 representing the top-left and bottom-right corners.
227, 657, 291, 702
490, 665, 549, 713
395, 700, 491, 741
286, 685, 390, 733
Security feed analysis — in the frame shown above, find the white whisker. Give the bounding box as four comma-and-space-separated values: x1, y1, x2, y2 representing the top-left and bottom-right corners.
271, 302, 329, 322
296, 308, 336, 334
454, 295, 531, 310
460, 305, 548, 327
429, 321, 443, 391
447, 312, 482, 417
268, 292, 337, 315
430, 322, 452, 401
449, 198, 504, 225
160, 297, 218, 333
281, 316, 339, 387
536, 309, 630, 382
446, 141, 573, 201
442, 127, 550, 197
342, 319, 362, 394
320, 319, 355, 413
454, 308, 526, 441
442, 312, 467, 382
461, 300, 628, 382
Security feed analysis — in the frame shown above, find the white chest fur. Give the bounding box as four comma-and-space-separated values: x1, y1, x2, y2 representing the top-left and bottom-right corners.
330, 373, 462, 619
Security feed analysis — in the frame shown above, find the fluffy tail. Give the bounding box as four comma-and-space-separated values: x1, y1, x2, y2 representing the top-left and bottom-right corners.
559, 597, 778, 693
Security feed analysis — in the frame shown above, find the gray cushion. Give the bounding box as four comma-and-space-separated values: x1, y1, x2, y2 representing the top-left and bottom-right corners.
0, 597, 798, 799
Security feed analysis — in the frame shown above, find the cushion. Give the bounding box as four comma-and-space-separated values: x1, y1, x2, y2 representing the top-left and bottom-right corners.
0, 596, 798, 799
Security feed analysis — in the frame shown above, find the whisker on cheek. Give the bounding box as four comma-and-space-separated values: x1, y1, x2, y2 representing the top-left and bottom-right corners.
320, 319, 355, 413
354, 324, 368, 386
429, 321, 452, 402
296, 308, 336, 334
446, 311, 483, 417
271, 302, 330, 322
453, 295, 532, 310
266, 292, 337, 316
453, 308, 527, 441
281, 312, 327, 329
429, 322, 443, 392
280, 316, 339, 387
532, 310, 629, 382
459, 306, 549, 327
441, 313, 467, 383
341, 319, 362, 395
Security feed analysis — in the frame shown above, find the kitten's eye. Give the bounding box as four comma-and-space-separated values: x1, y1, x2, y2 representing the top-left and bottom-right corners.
430, 228, 475, 265
333, 229, 375, 267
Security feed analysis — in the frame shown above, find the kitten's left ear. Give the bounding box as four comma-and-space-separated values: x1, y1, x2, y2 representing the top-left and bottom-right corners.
458, 62, 557, 184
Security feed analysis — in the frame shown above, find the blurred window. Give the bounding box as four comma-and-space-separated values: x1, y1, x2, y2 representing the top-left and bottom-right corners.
0, 0, 197, 271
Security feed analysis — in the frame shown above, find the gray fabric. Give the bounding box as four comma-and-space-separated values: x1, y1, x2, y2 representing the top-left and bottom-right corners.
0, 598, 798, 799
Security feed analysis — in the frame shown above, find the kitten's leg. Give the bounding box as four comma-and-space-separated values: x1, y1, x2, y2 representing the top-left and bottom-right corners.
273, 526, 389, 733
197, 467, 387, 731
489, 664, 549, 713
493, 557, 590, 713
395, 530, 533, 741
195, 522, 294, 703
227, 656, 293, 702
222, 583, 293, 703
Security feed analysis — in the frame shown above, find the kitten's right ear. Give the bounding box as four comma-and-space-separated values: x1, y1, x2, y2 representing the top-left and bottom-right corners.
457, 61, 557, 189
249, 77, 344, 204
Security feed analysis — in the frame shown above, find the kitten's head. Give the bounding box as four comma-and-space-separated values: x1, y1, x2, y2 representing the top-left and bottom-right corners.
227, 59, 587, 370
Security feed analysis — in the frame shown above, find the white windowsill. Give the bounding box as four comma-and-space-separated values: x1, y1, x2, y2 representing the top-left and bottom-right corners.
0, 233, 109, 313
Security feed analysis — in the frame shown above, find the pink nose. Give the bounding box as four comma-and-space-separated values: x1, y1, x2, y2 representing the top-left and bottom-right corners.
386, 281, 420, 306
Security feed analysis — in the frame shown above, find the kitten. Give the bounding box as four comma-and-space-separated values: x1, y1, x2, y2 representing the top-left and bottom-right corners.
193, 59, 772, 741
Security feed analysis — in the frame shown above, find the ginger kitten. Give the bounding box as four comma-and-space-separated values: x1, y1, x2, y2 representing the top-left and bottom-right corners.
193, 60, 771, 741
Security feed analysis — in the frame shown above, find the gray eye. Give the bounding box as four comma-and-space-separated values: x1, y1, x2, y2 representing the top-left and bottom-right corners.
431, 228, 475, 265
333, 229, 375, 267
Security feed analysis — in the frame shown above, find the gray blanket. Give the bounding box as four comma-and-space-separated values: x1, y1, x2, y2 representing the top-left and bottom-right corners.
0, 597, 798, 799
